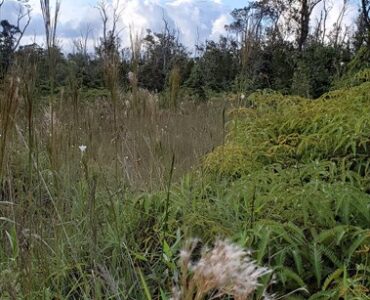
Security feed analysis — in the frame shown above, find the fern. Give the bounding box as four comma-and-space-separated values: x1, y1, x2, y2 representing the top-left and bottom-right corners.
322, 267, 344, 291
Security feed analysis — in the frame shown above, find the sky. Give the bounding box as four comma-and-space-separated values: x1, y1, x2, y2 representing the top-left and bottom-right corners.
1, 0, 359, 52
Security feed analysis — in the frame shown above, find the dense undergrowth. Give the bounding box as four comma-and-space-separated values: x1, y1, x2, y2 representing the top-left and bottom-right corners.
202, 79, 370, 298
1, 73, 370, 299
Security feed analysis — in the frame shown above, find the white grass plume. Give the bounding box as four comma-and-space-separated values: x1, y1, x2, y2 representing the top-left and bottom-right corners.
172, 238, 273, 300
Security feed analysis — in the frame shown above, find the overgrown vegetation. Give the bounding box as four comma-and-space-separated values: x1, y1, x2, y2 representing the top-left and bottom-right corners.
2, 67, 369, 300
203, 76, 370, 298
0, 0, 370, 299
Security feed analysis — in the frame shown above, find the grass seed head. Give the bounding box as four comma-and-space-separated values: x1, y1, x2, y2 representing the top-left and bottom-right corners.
175, 239, 272, 300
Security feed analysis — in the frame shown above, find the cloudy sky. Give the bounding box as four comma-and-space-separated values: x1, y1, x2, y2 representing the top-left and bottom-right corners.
1, 0, 358, 52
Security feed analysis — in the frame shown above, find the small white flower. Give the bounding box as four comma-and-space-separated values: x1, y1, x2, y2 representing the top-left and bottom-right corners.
79, 145, 87, 153
240, 93, 245, 100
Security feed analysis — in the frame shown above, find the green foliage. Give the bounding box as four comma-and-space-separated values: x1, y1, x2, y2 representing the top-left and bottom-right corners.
1, 2, 370, 298
205, 82, 370, 177
255, 40, 296, 93
1, 82, 370, 299
192, 38, 240, 92
201, 81, 370, 298
332, 47, 370, 86
138, 29, 190, 92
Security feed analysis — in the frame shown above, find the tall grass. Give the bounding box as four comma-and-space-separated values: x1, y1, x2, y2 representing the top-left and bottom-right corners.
1, 73, 369, 298
0, 70, 224, 299
129, 29, 142, 115
0, 72, 20, 178
1, 64, 369, 298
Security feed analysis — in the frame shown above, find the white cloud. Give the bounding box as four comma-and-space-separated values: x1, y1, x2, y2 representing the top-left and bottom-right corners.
2, 0, 359, 52
11, 0, 231, 51
3, 0, 102, 47
117, 0, 230, 51
210, 13, 232, 40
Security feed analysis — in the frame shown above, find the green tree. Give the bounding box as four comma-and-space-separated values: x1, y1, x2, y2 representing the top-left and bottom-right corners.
290, 0, 323, 51
361, 0, 370, 46
0, 0, 31, 76
187, 37, 239, 93
138, 27, 189, 92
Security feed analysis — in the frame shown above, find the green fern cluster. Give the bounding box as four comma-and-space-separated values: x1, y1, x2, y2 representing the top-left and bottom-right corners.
205, 82, 370, 179
200, 81, 370, 298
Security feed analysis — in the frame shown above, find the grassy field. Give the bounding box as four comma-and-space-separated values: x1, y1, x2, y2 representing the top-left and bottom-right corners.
0, 69, 370, 299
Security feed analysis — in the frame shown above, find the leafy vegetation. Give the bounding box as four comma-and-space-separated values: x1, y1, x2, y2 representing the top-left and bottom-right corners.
202, 76, 370, 298
1, 69, 369, 299
1, 0, 370, 299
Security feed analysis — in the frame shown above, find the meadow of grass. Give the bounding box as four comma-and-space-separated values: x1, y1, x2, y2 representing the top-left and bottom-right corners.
0, 63, 370, 300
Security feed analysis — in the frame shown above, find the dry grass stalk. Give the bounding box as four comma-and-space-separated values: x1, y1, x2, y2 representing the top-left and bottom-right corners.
169, 65, 181, 110
40, 0, 61, 172
96, 0, 123, 178
173, 239, 273, 300
96, 263, 122, 300
0, 75, 20, 177
129, 29, 142, 115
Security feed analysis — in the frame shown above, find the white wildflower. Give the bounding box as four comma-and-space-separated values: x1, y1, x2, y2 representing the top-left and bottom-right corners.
79, 145, 87, 153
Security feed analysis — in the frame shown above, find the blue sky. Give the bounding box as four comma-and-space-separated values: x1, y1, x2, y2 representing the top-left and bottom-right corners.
1, 0, 358, 52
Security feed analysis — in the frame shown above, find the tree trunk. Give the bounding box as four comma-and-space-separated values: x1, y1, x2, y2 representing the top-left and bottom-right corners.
298, 0, 310, 51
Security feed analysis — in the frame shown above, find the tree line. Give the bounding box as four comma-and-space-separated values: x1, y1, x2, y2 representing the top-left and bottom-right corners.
1, 0, 370, 100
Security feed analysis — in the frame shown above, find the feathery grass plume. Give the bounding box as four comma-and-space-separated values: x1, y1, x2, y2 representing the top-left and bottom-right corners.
129, 28, 142, 115
173, 238, 273, 300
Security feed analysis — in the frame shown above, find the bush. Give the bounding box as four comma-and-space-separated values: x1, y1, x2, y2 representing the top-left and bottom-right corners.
199, 82, 370, 298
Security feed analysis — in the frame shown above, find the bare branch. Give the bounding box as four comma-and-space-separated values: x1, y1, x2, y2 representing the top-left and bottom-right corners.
97, 0, 108, 43
40, 0, 61, 49
72, 24, 92, 57
12, 4, 32, 51
313, 0, 332, 44
330, 0, 348, 47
